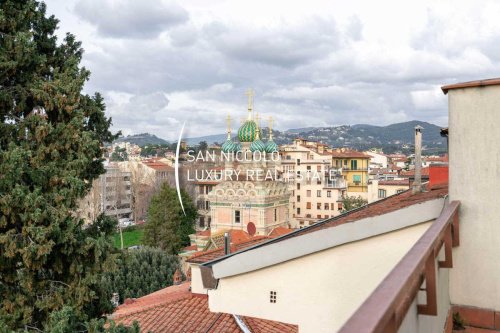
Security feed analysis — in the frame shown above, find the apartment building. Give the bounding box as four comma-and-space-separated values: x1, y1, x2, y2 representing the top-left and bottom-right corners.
280, 138, 347, 228
77, 165, 133, 223
331, 148, 371, 196
101, 166, 133, 221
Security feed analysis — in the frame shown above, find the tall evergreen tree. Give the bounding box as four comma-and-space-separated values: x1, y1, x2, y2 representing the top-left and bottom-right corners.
0, 0, 118, 330
143, 183, 196, 254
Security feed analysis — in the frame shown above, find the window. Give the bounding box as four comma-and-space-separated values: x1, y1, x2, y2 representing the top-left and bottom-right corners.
297, 208, 301, 214
274, 208, 278, 222
306, 214, 312, 218
378, 189, 387, 198
331, 203, 335, 210
324, 203, 329, 210
297, 159, 301, 166
306, 202, 311, 209
307, 165, 311, 171
307, 190, 311, 197
297, 183, 300, 190
317, 214, 321, 219
309, 221, 314, 225
317, 165, 321, 172
338, 202, 343, 211
327, 191, 332, 198
317, 179, 322, 185
299, 221, 304, 225
317, 190, 321, 197
353, 175, 361, 185
270, 291, 277, 303
297, 195, 301, 202
351, 160, 358, 170
317, 203, 321, 210
324, 215, 329, 218
234, 210, 241, 223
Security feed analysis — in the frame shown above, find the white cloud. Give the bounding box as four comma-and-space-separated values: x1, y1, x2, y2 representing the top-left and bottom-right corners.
44, 0, 500, 140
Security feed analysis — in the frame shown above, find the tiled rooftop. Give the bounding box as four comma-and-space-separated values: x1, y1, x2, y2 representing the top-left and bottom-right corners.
187, 236, 270, 264
204, 184, 449, 258
111, 282, 298, 333
378, 179, 410, 186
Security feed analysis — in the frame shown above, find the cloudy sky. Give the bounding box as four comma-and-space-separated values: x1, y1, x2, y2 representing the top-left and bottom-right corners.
46, 0, 500, 140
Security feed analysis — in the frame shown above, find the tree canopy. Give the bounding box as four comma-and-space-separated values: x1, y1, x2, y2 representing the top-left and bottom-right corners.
0, 0, 120, 330
100, 247, 182, 304
341, 195, 368, 213
143, 183, 197, 254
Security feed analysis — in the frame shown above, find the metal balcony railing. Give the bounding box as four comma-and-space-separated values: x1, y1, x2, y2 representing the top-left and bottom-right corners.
338, 201, 460, 333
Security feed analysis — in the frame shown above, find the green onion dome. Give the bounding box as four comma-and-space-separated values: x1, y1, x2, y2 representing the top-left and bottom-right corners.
221, 139, 236, 153
265, 139, 278, 153
250, 138, 266, 152
238, 120, 258, 142
233, 142, 242, 152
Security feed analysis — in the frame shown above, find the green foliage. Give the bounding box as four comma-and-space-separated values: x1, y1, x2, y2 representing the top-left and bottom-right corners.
143, 183, 196, 254
452, 312, 466, 330
100, 247, 181, 304
110, 147, 128, 161
0, 0, 121, 330
113, 228, 144, 248
341, 195, 368, 213
42, 306, 140, 333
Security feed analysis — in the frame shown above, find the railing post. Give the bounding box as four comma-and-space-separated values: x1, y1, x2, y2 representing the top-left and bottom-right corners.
439, 224, 453, 268
452, 211, 460, 247
417, 255, 437, 316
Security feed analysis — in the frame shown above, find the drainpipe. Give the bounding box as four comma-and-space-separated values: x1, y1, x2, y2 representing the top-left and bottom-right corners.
224, 232, 231, 255
412, 125, 423, 194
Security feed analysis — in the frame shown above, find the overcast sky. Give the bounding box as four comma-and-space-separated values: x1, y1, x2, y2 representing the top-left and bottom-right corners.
46, 0, 500, 140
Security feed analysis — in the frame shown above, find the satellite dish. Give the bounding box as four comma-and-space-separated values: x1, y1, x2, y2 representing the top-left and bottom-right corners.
247, 222, 256, 236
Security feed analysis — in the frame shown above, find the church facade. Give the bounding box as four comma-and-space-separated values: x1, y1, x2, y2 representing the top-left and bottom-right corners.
208, 91, 291, 235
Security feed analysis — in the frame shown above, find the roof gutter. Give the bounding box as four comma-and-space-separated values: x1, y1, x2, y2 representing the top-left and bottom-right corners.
233, 315, 252, 333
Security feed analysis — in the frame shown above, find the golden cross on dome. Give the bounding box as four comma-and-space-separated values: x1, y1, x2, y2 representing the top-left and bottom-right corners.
226, 115, 232, 139
268, 116, 274, 140
245, 88, 255, 119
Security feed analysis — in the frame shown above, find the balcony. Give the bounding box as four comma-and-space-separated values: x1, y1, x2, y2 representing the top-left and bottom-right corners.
338, 201, 460, 333
324, 179, 347, 189
342, 167, 369, 171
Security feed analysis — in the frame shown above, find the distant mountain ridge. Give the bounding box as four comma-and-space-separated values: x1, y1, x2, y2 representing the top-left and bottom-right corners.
115, 121, 447, 154
113, 133, 169, 146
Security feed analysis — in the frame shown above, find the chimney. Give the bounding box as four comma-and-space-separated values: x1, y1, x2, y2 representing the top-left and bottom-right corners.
412, 125, 423, 194
173, 269, 182, 285
224, 232, 231, 255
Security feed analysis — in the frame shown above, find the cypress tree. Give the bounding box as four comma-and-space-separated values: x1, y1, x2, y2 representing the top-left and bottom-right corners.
143, 183, 196, 254
0, 0, 119, 329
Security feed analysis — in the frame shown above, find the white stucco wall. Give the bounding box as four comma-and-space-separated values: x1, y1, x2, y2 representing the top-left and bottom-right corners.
447, 85, 500, 310
190, 265, 208, 295
209, 222, 432, 333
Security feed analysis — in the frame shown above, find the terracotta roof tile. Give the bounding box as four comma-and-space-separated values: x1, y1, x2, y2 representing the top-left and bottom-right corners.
378, 180, 410, 186
268, 226, 294, 238
205, 184, 448, 256
187, 236, 270, 264
400, 167, 430, 177
112, 282, 297, 333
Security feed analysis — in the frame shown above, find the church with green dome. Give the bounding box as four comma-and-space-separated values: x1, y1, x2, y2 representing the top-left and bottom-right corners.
207, 89, 290, 236
221, 89, 278, 155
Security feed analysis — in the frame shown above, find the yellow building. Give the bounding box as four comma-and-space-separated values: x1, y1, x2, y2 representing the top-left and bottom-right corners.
330, 148, 370, 195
